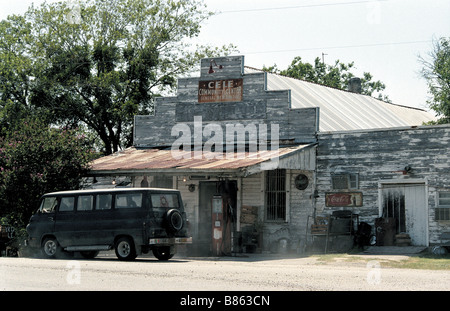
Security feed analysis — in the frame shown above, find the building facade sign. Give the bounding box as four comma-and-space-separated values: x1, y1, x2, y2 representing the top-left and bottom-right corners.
198, 79, 243, 103
325, 192, 363, 207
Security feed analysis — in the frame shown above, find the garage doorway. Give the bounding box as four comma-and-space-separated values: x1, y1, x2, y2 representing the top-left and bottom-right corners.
380, 182, 428, 246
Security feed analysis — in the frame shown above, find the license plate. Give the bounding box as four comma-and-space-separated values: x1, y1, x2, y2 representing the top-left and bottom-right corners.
149, 237, 192, 245
175, 237, 193, 244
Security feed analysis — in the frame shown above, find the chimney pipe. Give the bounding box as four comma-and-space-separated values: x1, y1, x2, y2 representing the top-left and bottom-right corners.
348, 77, 362, 94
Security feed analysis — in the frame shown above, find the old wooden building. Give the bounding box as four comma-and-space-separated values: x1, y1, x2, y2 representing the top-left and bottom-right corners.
316, 125, 450, 247
89, 55, 449, 255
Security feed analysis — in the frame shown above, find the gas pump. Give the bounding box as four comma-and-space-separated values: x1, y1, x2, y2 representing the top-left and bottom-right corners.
211, 195, 223, 256
210, 180, 236, 256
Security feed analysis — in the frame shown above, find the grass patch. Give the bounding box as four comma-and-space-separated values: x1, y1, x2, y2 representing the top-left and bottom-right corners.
313, 253, 450, 270
382, 254, 450, 270
315, 254, 347, 262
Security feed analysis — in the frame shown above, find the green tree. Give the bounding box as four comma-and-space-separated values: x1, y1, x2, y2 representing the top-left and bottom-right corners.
0, 119, 94, 227
0, 15, 40, 135
0, 0, 234, 154
419, 37, 450, 124
263, 56, 390, 102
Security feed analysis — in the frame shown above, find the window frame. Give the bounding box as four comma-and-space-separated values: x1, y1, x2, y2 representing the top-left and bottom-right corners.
115, 193, 143, 209
265, 169, 288, 222
331, 173, 359, 190
59, 196, 76, 212
39, 196, 59, 214
436, 191, 450, 221
150, 193, 181, 208
95, 194, 113, 211
77, 195, 94, 212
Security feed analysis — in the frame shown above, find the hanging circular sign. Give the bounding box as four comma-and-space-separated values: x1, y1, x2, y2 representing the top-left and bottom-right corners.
295, 174, 309, 190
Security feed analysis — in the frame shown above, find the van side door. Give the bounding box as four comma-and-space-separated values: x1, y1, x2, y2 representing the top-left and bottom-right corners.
83, 193, 114, 246
113, 192, 146, 246
53, 196, 76, 247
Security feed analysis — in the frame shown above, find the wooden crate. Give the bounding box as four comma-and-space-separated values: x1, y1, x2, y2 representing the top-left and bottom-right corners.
241, 205, 258, 215
241, 213, 257, 224
240, 205, 258, 224
311, 224, 328, 235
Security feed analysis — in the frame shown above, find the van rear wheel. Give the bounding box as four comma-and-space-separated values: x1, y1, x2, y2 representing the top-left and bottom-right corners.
152, 246, 174, 261
115, 237, 137, 261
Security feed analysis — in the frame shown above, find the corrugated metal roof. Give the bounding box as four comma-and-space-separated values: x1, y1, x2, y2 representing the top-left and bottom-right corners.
90, 144, 313, 176
245, 67, 436, 132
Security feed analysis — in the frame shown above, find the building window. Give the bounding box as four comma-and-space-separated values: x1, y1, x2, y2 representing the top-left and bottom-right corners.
265, 169, 286, 221
151, 175, 173, 189
331, 173, 358, 190
436, 191, 450, 221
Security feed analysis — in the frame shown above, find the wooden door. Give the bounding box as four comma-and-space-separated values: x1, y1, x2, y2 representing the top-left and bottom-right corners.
381, 183, 428, 246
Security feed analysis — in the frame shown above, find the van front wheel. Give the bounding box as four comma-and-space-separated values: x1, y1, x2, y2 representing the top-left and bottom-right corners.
115, 237, 137, 261
42, 237, 61, 259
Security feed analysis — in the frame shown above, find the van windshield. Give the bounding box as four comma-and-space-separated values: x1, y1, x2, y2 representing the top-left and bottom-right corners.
151, 194, 180, 208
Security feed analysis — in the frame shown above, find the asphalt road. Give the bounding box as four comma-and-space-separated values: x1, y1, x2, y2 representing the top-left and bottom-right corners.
1, 252, 449, 292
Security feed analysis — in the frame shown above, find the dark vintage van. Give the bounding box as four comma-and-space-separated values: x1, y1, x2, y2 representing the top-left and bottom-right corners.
26, 188, 192, 261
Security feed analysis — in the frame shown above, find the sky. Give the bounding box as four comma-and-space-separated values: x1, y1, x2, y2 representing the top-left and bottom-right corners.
1, 0, 449, 113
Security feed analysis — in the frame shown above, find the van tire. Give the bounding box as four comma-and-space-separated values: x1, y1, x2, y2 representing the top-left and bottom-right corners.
115, 237, 137, 261
166, 209, 183, 233
41, 237, 61, 259
152, 246, 174, 260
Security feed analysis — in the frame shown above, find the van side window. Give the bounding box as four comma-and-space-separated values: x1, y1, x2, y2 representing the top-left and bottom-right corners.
115, 193, 142, 209
59, 197, 75, 212
151, 194, 180, 208
78, 195, 93, 211
96, 194, 112, 210
39, 197, 58, 213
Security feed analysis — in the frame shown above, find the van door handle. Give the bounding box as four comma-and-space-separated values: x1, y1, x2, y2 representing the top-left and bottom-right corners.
48, 217, 54, 221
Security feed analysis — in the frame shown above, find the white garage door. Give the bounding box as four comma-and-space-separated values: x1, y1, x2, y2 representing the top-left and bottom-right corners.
381, 183, 428, 246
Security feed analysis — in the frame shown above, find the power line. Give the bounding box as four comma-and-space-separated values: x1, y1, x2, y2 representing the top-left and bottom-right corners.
242, 40, 432, 55
218, 0, 389, 14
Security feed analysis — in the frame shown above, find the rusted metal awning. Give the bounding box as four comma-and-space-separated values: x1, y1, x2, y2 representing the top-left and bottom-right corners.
89, 144, 316, 177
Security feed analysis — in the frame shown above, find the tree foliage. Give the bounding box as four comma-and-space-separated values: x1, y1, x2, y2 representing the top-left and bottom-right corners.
0, 119, 94, 227
0, 0, 234, 154
0, 15, 38, 134
419, 37, 450, 124
263, 56, 390, 102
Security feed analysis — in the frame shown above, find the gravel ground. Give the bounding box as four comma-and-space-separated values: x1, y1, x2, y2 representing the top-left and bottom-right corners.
1, 250, 449, 291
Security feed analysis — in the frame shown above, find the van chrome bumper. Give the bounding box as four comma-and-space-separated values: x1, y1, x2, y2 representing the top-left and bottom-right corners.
149, 237, 192, 245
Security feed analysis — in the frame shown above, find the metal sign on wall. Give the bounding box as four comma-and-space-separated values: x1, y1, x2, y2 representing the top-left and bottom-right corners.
325, 192, 363, 207
198, 79, 243, 103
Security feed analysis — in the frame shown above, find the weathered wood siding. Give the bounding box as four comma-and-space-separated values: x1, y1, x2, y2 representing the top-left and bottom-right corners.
237, 169, 315, 252
316, 125, 450, 245
134, 55, 318, 148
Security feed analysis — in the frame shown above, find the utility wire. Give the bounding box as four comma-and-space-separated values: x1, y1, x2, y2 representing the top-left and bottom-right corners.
218, 0, 389, 14
243, 40, 432, 55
